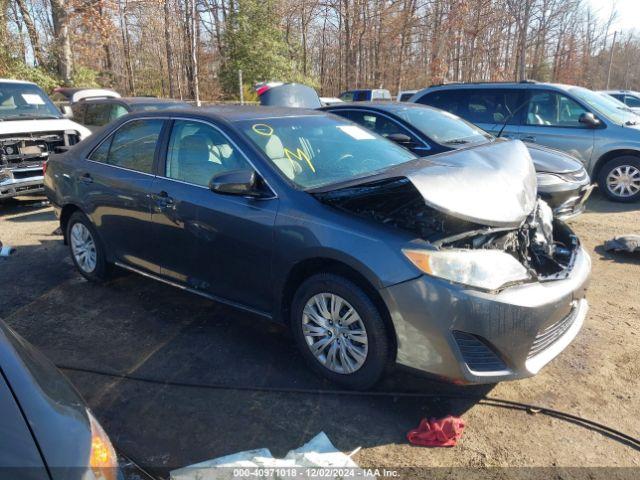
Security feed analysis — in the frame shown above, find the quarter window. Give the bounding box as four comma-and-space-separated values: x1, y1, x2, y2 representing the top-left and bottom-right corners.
525, 91, 588, 127
165, 120, 250, 187
89, 119, 163, 174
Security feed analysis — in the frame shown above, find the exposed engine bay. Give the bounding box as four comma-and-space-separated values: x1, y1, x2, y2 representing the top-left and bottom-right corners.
315, 177, 577, 279
0, 130, 80, 169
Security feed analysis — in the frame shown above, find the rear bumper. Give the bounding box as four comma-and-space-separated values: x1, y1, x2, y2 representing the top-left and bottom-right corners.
0, 172, 44, 199
380, 245, 591, 384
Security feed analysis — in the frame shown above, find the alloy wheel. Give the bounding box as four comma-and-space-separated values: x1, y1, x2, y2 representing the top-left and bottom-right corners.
302, 293, 368, 374
70, 223, 97, 273
607, 165, 640, 198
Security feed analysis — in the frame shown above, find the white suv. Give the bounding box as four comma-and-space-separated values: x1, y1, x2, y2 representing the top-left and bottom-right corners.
0, 79, 91, 200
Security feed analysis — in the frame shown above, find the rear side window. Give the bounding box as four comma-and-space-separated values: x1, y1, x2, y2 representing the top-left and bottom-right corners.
84, 103, 113, 127
415, 89, 522, 125
89, 119, 163, 174
624, 95, 640, 108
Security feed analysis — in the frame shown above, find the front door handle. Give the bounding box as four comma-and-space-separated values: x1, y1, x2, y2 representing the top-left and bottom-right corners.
521, 135, 537, 142
79, 172, 93, 184
154, 191, 174, 208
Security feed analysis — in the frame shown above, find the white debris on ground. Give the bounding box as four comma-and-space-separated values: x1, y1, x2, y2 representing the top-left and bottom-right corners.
0, 243, 15, 257
170, 432, 373, 480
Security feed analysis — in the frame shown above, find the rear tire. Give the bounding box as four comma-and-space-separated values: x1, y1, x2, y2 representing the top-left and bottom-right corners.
597, 155, 640, 202
66, 211, 111, 282
290, 273, 391, 390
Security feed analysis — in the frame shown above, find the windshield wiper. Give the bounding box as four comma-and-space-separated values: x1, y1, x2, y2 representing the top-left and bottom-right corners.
443, 139, 469, 145
625, 120, 638, 126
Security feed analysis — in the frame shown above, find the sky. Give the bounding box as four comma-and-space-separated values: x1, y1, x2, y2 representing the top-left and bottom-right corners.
588, 0, 640, 32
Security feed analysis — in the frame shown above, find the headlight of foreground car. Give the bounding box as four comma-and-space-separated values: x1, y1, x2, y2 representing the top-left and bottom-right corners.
0, 169, 10, 184
87, 410, 119, 480
536, 172, 569, 186
403, 249, 530, 291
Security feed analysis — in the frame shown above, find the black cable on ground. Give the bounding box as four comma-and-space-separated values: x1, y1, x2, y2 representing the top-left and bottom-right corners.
57, 363, 640, 452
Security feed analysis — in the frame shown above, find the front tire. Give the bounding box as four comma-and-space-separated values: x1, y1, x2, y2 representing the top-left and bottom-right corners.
597, 155, 640, 202
66, 211, 111, 282
290, 273, 391, 390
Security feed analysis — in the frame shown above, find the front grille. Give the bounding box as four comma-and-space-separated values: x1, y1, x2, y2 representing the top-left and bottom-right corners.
453, 331, 508, 372
528, 303, 578, 359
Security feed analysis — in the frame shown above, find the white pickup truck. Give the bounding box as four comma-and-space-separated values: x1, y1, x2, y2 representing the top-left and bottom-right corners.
0, 79, 91, 200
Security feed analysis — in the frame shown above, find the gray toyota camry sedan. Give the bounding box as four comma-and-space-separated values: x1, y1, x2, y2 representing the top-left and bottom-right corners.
44, 107, 590, 389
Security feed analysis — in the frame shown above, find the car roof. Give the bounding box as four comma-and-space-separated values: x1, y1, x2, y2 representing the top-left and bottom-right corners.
413, 81, 579, 95
0, 78, 36, 85
125, 105, 327, 123
119, 97, 189, 105
322, 101, 439, 114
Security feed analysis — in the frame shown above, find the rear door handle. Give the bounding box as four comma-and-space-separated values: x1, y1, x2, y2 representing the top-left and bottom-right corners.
79, 172, 93, 184
521, 135, 537, 142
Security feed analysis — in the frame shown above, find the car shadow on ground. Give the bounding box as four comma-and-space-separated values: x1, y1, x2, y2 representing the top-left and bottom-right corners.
594, 245, 640, 266
0, 196, 51, 217
2, 239, 494, 478
584, 190, 640, 214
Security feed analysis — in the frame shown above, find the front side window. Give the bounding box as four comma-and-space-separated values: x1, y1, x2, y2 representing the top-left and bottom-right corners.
339, 92, 354, 102
336, 110, 417, 142
624, 95, 640, 108
166, 120, 250, 187
237, 115, 416, 190
0, 82, 61, 120
525, 91, 588, 127
89, 119, 163, 174
112, 105, 129, 120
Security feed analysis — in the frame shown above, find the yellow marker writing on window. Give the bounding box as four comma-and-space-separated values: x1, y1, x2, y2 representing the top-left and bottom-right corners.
284, 147, 315, 173
252, 124, 274, 136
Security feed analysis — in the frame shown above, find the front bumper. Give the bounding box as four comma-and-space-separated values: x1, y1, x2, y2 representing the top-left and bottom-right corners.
0, 170, 44, 199
539, 182, 594, 222
380, 245, 591, 384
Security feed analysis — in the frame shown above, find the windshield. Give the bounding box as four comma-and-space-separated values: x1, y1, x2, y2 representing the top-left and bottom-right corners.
237, 115, 417, 189
0, 82, 61, 120
569, 87, 639, 125
396, 107, 492, 145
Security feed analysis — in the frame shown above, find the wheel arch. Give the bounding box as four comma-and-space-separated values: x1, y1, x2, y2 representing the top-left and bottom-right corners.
279, 257, 398, 361
593, 149, 640, 180
59, 203, 85, 244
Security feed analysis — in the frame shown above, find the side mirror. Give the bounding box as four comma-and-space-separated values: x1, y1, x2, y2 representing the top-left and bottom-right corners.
209, 169, 263, 197
579, 112, 601, 128
386, 133, 415, 146
61, 105, 74, 119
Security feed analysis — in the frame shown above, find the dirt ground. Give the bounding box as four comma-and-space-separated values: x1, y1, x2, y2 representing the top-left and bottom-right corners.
0, 191, 638, 479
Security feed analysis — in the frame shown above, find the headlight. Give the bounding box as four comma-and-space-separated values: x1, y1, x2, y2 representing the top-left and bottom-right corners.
403, 249, 530, 291
87, 410, 119, 480
536, 172, 567, 186
0, 169, 10, 184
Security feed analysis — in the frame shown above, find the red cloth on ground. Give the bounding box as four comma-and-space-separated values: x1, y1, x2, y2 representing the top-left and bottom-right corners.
407, 416, 465, 447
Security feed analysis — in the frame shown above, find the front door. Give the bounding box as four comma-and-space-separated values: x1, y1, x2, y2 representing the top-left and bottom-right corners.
517, 89, 595, 165
150, 119, 278, 313
78, 118, 165, 272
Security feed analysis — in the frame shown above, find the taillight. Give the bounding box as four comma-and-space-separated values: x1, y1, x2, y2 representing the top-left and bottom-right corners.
42, 161, 48, 175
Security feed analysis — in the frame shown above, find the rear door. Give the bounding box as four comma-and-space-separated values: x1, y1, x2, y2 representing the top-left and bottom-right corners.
79, 118, 166, 272
517, 89, 595, 164
150, 118, 278, 313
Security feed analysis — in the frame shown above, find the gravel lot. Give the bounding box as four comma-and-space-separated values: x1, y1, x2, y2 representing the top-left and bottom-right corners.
1, 192, 638, 479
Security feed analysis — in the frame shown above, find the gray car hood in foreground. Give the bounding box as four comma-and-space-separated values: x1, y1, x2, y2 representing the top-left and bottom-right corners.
323, 139, 536, 228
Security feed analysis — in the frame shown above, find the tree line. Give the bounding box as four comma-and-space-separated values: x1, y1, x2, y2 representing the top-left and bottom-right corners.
0, 0, 638, 100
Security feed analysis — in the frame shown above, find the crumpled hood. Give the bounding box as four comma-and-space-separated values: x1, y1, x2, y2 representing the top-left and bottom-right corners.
526, 142, 584, 174
317, 139, 538, 228
398, 140, 536, 227
0, 118, 91, 139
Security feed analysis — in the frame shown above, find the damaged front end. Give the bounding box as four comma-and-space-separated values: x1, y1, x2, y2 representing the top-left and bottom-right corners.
314, 140, 579, 291
0, 130, 80, 199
